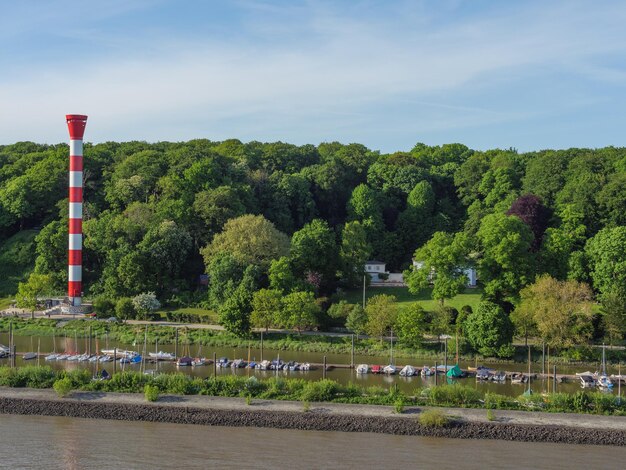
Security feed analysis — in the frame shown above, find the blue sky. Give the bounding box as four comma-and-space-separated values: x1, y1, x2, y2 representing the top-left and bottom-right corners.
1, 0, 626, 153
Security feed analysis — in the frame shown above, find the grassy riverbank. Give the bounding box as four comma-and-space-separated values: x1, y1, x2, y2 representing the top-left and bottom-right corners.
1, 317, 624, 365
0, 366, 625, 416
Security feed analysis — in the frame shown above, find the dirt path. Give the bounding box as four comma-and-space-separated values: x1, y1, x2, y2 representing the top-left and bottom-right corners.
1, 387, 625, 431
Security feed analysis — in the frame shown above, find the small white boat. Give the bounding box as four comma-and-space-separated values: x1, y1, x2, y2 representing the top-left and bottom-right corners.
597, 374, 614, 389
231, 358, 244, 368
45, 353, 59, 361
88, 355, 100, 363
421, 366, 433, 377
23, 352, 37, 360
56, 354, 70, 361
576, 371, 594, 377
579, 375, 596, 388
176, 356, 193, 367
383, 364, 397, 375
491, 371, 506, 382
399, 365, 416, 377
192, 357, 206, 366
356, 364, 369, 374
511, 373, 527, 384
300, 363, 311, 371
66, 354, 80, 362
256, 359, 271, 370
101, 349, 136, 358
99, 355, 113, 363
149, 351, 175, 361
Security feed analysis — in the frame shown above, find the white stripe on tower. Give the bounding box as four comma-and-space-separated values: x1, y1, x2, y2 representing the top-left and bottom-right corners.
66, 114, 88, 307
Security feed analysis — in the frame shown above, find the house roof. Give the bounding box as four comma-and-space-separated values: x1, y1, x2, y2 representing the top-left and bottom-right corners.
365, 260, 386, 265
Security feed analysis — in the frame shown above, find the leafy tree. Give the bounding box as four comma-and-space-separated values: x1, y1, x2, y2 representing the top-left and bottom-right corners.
139, 220, 192, 290
516, 275, 594, 348
289, 219, 338, 291
539, 204, 586, 279
192, 185, 247, 241
510, 300, 537, 346
597, 173, 626, 228
477, 213, 535, 301
327, 300, 356, 319
394, 303, 427, 347
115, 297, 137, 320
217, 266, 259, 337
586, 226, 626, 298
430, 306, 456, 340
364, 294, 398, 340
404, 231, 469, 305
268, 256, 306, 294
206, 252, 244, 309
465, 301, 514, 357
202, 214, 290, 269
345, 304, 367, 335
396, 180, 436, 256
339, 221, 371, 287
600, 288, 626, 344
15, 273, 53, 318
522, 150, 569, 208
132, 292, 161, 320
280, 290, 320, 334
251, 289, 282, 331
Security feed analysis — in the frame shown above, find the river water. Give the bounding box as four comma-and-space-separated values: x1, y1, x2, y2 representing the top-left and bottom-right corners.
1, 333, 623, 397
0, 414, 623, 469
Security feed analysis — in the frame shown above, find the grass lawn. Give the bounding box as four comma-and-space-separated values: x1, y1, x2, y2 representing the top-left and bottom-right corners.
341, 286, 483, 312
156, 307, 219, 323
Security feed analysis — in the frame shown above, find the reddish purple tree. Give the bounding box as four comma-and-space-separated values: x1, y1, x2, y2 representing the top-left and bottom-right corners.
507, 194, 551, 250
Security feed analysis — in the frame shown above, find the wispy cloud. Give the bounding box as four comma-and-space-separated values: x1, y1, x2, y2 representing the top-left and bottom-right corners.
1, 1, 625, 150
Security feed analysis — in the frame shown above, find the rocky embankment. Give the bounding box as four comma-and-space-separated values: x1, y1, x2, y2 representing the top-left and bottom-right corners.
0, 389, 624, 446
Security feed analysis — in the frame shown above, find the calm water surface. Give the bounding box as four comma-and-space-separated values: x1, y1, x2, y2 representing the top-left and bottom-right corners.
0, 414, 624, 469
1, 333, 623, 397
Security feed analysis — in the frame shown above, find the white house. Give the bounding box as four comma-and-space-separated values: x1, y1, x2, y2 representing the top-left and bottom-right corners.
364, 261, 405, 285
365, 260, 388, 281
412, 260, 477, 288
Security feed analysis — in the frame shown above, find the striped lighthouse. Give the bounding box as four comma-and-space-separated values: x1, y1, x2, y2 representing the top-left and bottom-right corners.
66, 114, 88, 307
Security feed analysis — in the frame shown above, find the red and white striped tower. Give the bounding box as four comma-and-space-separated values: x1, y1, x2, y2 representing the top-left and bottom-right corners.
66, 114, 88, 307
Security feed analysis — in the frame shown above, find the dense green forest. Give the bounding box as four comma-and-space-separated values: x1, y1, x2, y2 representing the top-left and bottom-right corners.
1, 139, 625, 355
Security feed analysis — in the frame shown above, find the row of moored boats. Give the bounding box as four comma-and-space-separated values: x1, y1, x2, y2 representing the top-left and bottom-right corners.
215, 358, 312, 371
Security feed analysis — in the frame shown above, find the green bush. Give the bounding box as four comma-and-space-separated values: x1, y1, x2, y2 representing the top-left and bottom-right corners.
299, 379, 339, 402
425, 384, 482, 406
0, 366, 56, 388
572, 391, 591, 412
484, 392, 517, 410
546, 393, 574, 412
53, 377, 73, 397
486, 409, 495, 421
302, 400, 311, 412
144, 384, 159, 402
589, 392, 618, 414
394, 397, 405, 414
419, 408, 448, 427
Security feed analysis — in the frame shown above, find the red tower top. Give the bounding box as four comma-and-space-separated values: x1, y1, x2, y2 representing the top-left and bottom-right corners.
66, 114, 88, 140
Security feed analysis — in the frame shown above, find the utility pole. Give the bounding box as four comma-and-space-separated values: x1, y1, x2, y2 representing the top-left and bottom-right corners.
362, 275, 366, 309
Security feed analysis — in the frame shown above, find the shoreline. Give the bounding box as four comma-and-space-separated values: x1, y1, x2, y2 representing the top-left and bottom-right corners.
1, 318, 623, 368
0, 388, 624, 446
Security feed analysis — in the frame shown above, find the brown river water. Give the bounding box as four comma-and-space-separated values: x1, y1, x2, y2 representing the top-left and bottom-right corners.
0, 414, 624, 469
1, 333, 623, 397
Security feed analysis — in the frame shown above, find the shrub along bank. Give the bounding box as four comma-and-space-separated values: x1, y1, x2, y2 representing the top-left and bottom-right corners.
0, 366, 625, 416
